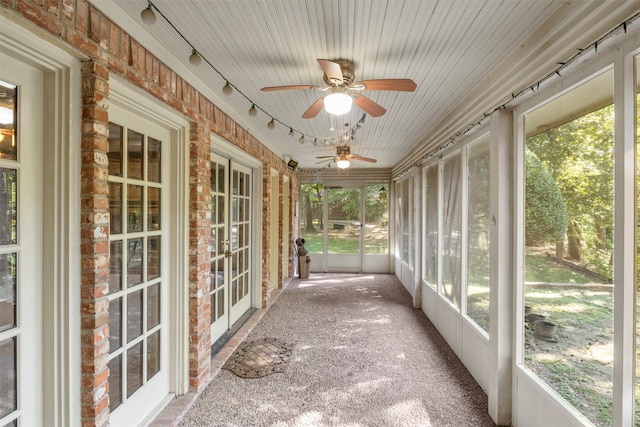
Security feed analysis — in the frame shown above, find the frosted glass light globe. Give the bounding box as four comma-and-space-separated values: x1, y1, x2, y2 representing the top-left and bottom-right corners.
324, 92, 353, 116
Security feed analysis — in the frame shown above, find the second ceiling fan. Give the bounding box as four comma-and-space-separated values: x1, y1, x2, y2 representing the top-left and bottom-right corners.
261, 59, 417, 118
316, 145, 377, 169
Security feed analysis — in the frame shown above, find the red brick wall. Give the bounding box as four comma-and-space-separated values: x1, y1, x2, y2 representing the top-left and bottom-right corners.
79, 59, 111, 427
261, 168, 272, 307
289, 175, 299, 277
2, 0, 298, 425
188, 120, 212, 390
278, 175, 285, 284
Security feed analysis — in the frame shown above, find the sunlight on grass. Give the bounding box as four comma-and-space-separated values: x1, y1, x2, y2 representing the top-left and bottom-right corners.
523, 250, 615, 427
584, 343, 613, 365
534, 353, 561, 363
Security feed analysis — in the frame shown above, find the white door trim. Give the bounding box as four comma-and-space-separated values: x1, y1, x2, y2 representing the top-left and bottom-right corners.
0, 14, 82, 427
110, 77, 190, 401
210, 133, 263, 311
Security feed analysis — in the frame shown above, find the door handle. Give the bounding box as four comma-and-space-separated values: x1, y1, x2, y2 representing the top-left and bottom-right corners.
224, 239, 232, 258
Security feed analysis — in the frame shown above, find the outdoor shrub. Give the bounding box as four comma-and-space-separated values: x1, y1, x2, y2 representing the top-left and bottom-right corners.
525, 150, 568, 245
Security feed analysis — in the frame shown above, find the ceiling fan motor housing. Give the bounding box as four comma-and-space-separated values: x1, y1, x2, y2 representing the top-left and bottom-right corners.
336, 145, 351, 156
323, 59, 355, 86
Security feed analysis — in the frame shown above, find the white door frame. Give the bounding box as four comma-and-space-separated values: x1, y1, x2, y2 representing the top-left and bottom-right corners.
109, 78, 190, 420
323, 184, 363, 272
0, 14, 82, 427
211, 134, 263, 313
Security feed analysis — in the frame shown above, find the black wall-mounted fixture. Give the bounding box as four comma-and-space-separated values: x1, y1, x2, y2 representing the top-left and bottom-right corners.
287, 159, 299, 171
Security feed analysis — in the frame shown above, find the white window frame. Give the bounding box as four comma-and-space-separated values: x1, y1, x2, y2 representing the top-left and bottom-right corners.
511, 36, 640, 425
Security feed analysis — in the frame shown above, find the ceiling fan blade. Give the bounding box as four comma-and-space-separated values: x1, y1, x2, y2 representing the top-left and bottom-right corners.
353, 95, 386, 117
315, 155, 335, 159
351, 154, 378, 163
317, 59, 343, 84
302, 97, 326, 119
354, 79, 417, 92
261, 84, 321, 92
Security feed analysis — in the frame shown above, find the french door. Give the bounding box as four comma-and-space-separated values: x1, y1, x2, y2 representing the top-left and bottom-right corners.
106, 108, 171, 427
209, 154, 253, 343
0, 56, 44, 427
325, 186, 363, 272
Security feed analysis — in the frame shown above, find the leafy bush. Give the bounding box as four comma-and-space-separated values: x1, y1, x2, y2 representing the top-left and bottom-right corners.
525, 150, 568, 245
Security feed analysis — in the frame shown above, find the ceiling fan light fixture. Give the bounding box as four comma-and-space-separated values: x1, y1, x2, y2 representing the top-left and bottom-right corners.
324, 92, 353, 116
336, 158, 351, 169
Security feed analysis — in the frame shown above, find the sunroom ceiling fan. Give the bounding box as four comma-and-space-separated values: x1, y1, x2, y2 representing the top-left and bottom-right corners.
261, 59, 417, 118
316, 145, 377, 169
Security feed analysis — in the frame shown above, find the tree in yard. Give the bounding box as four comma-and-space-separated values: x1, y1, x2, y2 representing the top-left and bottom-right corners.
300, 183, 323, 233
526, 104, 614, 279
525, 149, 568, 247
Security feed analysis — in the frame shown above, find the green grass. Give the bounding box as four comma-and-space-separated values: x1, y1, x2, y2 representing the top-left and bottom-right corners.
525, 252, 596, 284
524, 252, 615, 427
302, 233, 388, 254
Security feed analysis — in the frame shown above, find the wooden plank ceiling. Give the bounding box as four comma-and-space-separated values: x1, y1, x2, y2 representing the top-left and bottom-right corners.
91, 0, 617, 172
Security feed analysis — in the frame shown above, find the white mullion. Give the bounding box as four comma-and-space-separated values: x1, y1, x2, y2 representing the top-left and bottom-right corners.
421, 166, 427, 284
460, 146, 469, 317
142, 336, 148, 386
0, 159, 20, 169
120, 124, 129, 405
437, 157, 443, 297
0, 410, 19, 426
0, 244, 18, 257
12, 331, 22, 423
0, 326, 19, 342
224, 160, 231, 316
611, 45, 637, 427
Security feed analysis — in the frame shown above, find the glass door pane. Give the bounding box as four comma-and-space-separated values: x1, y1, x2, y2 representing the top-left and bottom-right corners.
327, 188, 361, 255
107, 121, 165, 415
209, 154, 229, 342
229, 161, 252, 325
324, 187, 363, 272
